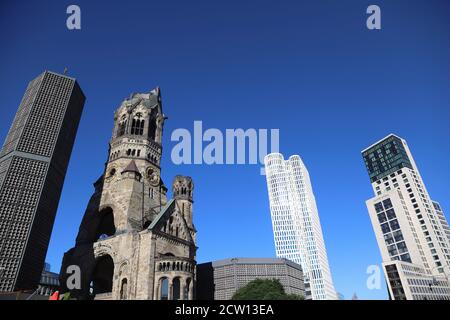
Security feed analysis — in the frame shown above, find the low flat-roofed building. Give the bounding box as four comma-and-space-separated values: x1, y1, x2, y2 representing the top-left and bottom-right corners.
197, 257, 304, 300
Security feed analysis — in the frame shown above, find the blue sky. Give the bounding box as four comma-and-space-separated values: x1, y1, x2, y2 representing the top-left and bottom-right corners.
1, 0, 450, 300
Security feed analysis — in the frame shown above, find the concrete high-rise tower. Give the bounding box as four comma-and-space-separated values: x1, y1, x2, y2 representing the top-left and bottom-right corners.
0, 71, 85, 292
264, 153, 337, 300
363, 134, 450, 300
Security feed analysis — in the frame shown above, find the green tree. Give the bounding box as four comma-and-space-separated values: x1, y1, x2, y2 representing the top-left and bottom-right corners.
231, 279, 304, 300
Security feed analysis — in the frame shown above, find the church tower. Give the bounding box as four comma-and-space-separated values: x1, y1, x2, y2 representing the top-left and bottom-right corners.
60, 88, 197, 300
173, 176, 194, 230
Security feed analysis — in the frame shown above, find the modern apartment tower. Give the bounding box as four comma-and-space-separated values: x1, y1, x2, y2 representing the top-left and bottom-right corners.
363, 134, 450, 300
264, 153, 337, 300
0, 71, 85, 292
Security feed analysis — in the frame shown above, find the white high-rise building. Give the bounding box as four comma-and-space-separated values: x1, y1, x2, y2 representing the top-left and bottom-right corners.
264, 153, 337, 300
363, 134, 450, 300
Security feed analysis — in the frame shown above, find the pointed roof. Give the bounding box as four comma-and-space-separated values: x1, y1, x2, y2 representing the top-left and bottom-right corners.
148, 199, 176, 230
121, 160, 141, 176
148, 199, 195, 244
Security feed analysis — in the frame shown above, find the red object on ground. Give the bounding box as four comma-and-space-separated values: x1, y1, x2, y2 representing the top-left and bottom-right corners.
49, 291, 60, 300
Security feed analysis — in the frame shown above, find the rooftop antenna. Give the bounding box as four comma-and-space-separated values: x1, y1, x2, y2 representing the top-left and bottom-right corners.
63, 67, 68, 75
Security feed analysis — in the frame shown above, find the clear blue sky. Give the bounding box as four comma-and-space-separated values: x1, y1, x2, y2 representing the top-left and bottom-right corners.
1, 0, 450, 300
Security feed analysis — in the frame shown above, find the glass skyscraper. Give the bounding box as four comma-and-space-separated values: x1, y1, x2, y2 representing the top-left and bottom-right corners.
0, 71, 85, 292
264, 153, 337, 300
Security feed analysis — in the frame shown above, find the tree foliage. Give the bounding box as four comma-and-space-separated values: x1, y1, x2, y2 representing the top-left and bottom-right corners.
231, 278, 304, 300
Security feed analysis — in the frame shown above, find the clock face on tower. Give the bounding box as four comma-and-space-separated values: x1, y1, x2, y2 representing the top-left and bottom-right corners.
147, 167, 159, 186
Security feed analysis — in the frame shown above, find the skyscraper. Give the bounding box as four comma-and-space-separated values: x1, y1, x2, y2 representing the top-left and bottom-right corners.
0, 71, 85, 292
363, 134, 450, 300
264, 153, 337, 300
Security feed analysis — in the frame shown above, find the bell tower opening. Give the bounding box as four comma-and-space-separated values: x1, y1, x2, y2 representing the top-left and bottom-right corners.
95, 207, 116, 241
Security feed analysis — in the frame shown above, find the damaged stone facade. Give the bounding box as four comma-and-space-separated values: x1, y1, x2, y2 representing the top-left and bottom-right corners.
59, 88, 197, 300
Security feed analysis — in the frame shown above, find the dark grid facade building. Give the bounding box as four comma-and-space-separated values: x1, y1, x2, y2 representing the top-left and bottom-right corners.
0, 71, 85, 292
362, 135, 413, 183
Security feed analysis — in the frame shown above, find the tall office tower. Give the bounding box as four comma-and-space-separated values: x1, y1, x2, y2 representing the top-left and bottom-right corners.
363, 134, 450, 300
0, 71, 85, 292
264, 153, 337, 300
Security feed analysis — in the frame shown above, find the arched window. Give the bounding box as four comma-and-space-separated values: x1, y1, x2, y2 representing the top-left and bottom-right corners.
120, 278, 128, 300
160, 278, 169, 300
139, 120, 145, 135
131, 113, 145, 135
95, 207, 116, 241
118, 121, 127, 137
173, 278, 181, 300
148, 111, 157, 140
91, 255, 114, 297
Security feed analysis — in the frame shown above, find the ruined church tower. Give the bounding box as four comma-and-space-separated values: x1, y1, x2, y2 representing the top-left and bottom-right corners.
60, 88, 197, 300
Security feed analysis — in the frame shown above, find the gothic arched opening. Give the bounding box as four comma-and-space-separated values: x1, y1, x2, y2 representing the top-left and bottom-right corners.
95, 207, 116, 241
90, 255, 114, 297
160, 277, 169, 300
120, 278, 128, 300
148, 111, 157, 140
173, 277, 181, 300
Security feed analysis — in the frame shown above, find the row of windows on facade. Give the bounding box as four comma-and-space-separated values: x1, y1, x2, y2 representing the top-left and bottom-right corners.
157, 261, 194, 273
374, 172, 449, 266
412, 294, 450, 300
409, 284, 450, 297
400, 173, 450, 266
117, 118, 145, 137
374, 202, 412, 263
109, 149, 158, 163
158, 277, 192, 300
406, 277, 449, 288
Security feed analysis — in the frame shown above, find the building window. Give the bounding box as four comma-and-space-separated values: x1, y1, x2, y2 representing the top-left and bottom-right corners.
378, 213, 387, 223
383, 199, 393, 209
131, 115, 145, 135
173, 278, 181, 300
381, 223, 391, 234
393, 230, 404, 242
160, 278, 169, 300
389, 219, 400, 231
386, 209, 396, 220
375, 202, 384, 213
120, 278, 128, 300
400, 254, 411, 263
